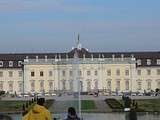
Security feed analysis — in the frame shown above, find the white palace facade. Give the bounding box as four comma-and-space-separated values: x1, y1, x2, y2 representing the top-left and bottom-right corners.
0, 43, 160, 94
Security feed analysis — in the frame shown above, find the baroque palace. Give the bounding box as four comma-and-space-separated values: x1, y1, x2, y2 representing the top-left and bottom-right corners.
0, 41, 160, 94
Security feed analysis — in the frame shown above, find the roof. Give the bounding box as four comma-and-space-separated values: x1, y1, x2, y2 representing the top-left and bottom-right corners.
0, 48, 160, 68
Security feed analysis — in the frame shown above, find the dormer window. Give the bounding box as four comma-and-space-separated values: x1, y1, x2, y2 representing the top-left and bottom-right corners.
147, 59, 151, 65
137, 59, 141, 65
18, 61, 22, 67
9, 61, 13, 67
157, 59, 160, 65
0, 61, 3, 67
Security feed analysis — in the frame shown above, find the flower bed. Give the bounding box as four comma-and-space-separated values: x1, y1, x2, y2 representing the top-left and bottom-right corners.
105, 99, 123, 109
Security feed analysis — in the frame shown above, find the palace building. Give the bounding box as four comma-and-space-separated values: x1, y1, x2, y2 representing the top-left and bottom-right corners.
0, 41, 160, 94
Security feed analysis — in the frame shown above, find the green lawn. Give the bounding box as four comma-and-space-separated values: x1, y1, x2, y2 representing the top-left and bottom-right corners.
0, 100, 54, 112
119, 99, 160, 112
0, 101, 25, 112
62, 100, 96, 110
136, 99, 160, 111
81, 100, 96, 110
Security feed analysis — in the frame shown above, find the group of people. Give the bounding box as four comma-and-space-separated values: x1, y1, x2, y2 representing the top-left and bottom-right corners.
22, 98, 80, 120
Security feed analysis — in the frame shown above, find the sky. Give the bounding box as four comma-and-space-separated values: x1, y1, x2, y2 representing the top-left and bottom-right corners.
0, 0, 160, 53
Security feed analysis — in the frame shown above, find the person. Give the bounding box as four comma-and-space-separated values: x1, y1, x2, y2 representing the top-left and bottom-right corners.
65, 107, 80, 120
22, 98, 52, 120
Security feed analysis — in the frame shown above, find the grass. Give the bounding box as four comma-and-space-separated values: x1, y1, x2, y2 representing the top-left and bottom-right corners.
119, 99, 160, 112
62, 100, 96, 110
0, 100, 54, 112
0, 101, 25, 112
135, 99, 160, 111
81, 100, 95, 110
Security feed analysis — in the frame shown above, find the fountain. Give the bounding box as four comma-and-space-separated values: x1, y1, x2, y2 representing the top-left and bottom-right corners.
72, 34, 82, 119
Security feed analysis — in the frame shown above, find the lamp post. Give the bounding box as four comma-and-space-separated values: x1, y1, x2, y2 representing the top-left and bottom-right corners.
128, 61, 133, 96
22, 62, 25, 98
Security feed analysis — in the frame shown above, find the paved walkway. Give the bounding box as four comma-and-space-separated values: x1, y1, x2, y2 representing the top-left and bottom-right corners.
49, 98, 112, 113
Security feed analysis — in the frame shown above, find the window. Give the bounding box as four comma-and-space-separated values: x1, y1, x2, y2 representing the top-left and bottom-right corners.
147, 59, 151, 65
125, 81, 129, 90
49, 71, 53, 77
107, 81, 111, 90
0, 71, 3, 77
31, 81, 35, 92
137, 70, 141, 76
70, 71, 73, 76
94, 81, 98, 90
95, 70, 98, 76
9, 61, 13, 67
18, 71, 22, 77
40, 71, 44, 77
69, 80, 73, 91
147, 69, 151, 75
137, 82, 142, 90
8, 82, 13, 92
18, 61, 22, 67
0, 81, 3, 91
62, 80, 66, 90
107, 69, 111, 76
62, 71, 65, 77
18, 82, 22, 92
40, 81, 44, 92
87, 81, 91, 91
116, 69, 120, 76
31, 71, 35, 77
0, 61, 3, 67
125, 70, 129, 76
87, 71, 91, 76
157, 81, 160, 89
49, 81, 53, 91
78, 70, 82, 76
157, 59, 160, 65
147, 81, 151, 90
116, 81, 120, 91
137, 59, 141, 65
9, 71, 13, 77
157, 69, 160, 75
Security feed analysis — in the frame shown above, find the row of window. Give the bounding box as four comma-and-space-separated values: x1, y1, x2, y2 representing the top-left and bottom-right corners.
0, 61, 22, 67
1, 80, 160, 92
136, 81, 160, 90
30, 69, 160, 77
0, 81, 54, 92
0, 71, 22, 77
1, 69, 160, 78
30, 80, 54, 92
137, 69, 160, 75
137, 59, 160, 66
106, 80, 160, 91
31, 71, 53, 77
62, 69, 129, 77
0, 81, 22, 92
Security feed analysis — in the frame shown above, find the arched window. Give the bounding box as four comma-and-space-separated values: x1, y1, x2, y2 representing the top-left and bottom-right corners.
125, 81, 129, 90
31, 81, 35, 92
62, 80, 66, 90
69, 80, 73, 91
87, 81, 91, 92
94, 80, 98, 90
107, 81, 111, 90
40, 81, 44, 92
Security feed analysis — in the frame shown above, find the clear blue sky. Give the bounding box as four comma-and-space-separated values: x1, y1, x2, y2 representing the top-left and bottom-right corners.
0, 0, 160, 53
